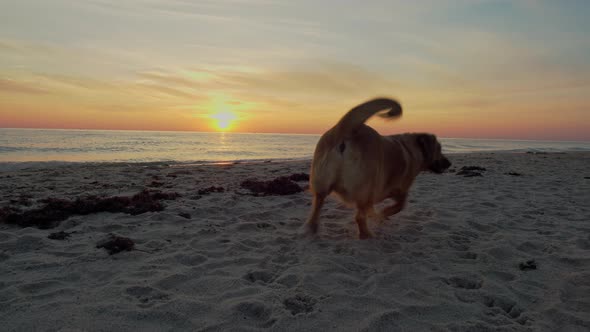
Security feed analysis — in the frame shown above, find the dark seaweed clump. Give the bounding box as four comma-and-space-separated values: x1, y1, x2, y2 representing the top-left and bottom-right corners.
519, 260, 537, 271
459, 166, 486, 172
457, 166, 487, 177
505, 172, 523, 176
198, 186, 225, 195
241, 176, 303, 196
48, 231, 72, 240
96, 235, 135, 255
288, 173, 309, 182
0, 189, 180, 229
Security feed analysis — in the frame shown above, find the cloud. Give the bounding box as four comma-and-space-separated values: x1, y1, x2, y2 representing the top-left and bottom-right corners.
137, 71, 208, 89
0, 40, 21, 53
134, 82, 200, 100
0, 72, 207, 117
0, 78, 49, 95
33, 73, 119, 91
191, 61, 400, 101
82, 0, 328, 40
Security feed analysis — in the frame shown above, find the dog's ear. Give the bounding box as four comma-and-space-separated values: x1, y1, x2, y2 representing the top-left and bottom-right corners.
417, 134, 436, 162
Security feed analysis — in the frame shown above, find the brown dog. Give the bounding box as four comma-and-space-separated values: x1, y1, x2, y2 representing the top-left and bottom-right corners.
305, 97, 451, 239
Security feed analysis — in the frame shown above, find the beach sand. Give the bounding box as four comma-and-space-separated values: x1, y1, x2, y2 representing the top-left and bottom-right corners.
1, 152, 589, 331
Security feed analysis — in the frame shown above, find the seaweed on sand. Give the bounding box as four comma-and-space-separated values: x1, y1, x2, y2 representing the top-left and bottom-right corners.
0, 189, 180, 229
240, 177, 302, 196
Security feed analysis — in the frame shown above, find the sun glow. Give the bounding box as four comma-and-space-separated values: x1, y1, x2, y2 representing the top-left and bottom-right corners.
210, 111, 237, 131
207, 95, 240, 132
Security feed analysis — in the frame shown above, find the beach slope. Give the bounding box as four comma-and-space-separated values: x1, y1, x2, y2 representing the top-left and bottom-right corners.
1, 153, 589, 331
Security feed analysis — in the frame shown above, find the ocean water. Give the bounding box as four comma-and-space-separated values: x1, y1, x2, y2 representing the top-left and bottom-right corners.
0, 128, 589, 165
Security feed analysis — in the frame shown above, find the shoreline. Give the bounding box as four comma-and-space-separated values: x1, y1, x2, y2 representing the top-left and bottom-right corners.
1, 150, 589, 171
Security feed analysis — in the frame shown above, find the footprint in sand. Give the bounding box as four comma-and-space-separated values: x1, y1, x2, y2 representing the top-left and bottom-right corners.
275, 274, 299, 288
174, 253, 208, 266
243, 270, 274, 284
575, 238, 590, 250
516, 241, 542, 254
233, 301, 272, 321
445, 275, 483, 289
377, 241, 401, 254
283, 294, 318, 315
364, 311, 404, 331
155, 273, 191, 290
255, 222, 276, 230
457, 251, 478, 260
17, 280, 62, 294
270, 253, 299, 265
424, 221, 452, 231
466, 220, 497, 233
559, 272, 590, 314
482, 294, 525, 321
454, 291, 528, 325
447, 234, 471, 251
485, 270, 516, 282
332, 245, 357, 256
125, 286, 170, 308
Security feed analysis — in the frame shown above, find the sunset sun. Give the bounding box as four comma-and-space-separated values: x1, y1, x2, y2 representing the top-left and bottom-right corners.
210, 111, 237, 131
207, 95, 242, 132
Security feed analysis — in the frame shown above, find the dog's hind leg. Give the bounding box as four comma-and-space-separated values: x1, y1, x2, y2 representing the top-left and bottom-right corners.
355, 205, 373, 239
368, 206, 385, 223
305, 193, 326, 234
380, 192, 408, 221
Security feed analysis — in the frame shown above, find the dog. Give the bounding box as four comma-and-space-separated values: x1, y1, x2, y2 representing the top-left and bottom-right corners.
305, 97, 451, 239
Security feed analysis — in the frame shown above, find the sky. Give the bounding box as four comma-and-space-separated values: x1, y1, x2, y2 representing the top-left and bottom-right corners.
1, 0, 589, 140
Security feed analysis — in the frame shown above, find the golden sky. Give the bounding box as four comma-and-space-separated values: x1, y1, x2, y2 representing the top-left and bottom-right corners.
1, 0, 589, 140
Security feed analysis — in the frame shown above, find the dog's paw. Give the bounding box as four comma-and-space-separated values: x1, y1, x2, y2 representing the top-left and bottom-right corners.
373, 213, 387, 224
359, 231, 374, 240
298, 222, 318, 237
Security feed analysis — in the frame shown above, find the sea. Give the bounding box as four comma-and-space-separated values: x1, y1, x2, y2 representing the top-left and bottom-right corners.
0, 128, 589, 167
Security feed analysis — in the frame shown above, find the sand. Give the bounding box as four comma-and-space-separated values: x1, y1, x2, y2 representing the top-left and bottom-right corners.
1, 152, 589, 331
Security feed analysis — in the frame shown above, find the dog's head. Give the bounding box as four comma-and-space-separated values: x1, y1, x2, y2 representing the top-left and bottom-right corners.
417, 134, 451, 174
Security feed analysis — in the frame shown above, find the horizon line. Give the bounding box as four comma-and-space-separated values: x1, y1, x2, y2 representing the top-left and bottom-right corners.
1, 127, 589, 143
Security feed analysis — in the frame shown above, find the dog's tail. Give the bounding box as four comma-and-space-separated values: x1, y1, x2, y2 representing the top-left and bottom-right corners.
334, 97, 402, 137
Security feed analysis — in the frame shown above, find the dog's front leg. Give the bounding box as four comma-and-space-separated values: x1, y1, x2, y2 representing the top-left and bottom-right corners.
305, 193, 326, 234
355, 206, 373, 239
